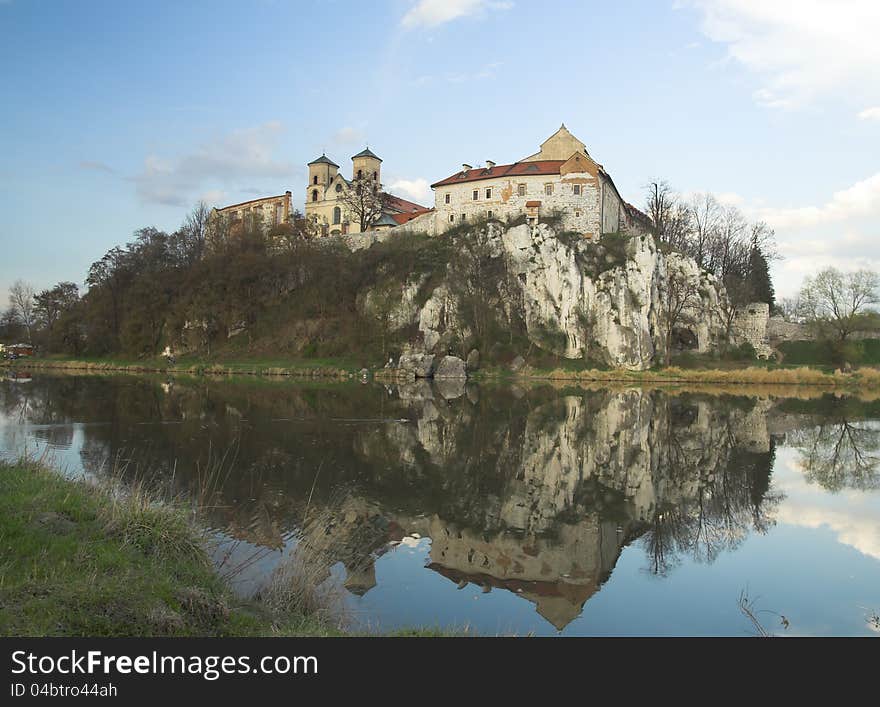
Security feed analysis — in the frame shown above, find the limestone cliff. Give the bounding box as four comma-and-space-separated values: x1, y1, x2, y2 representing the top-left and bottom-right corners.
358, 223, 763, 371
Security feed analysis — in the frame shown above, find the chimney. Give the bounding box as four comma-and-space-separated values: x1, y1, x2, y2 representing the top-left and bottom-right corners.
486, 160, 496, 169
462, 163, 473, 171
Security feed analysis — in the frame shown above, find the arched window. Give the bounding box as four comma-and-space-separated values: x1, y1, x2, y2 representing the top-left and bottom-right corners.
333, 206, 341, 224
357, 169, 363, 179
312, 190, 318, 202
335, 183, 342, 193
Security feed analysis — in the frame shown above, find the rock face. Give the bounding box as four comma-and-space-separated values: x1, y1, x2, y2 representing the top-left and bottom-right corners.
370, 224, 769, 371
397, 349, 435, 379
434, 355, 467, 379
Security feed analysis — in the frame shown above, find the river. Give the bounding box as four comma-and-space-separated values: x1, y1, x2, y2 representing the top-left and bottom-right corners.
1, 371, 878, 636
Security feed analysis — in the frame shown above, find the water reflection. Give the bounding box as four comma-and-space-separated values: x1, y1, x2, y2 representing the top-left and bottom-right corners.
1, 373, 878, 632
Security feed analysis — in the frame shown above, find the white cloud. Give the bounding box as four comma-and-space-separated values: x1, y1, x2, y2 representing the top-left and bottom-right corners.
388, 177, 432, 205
132, 122, 293, 207
753, 173, 880, 229
692, 175, 880, 296
683, 0, 880, 108
858, 107, 880, 121
401, 0, 512, 29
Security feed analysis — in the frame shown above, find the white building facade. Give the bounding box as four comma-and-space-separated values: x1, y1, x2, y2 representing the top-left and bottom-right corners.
429, 125, 650, 238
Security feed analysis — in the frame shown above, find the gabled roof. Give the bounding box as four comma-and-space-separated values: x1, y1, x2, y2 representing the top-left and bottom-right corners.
308, 154, 340, 167
391, 208, 433, 225
431, 160, 565, 188
352, 147, 382, 162
385, 193, 429, 213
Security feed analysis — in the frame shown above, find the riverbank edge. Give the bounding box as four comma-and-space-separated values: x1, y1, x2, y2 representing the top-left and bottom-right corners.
7, 356, 880, 390
0, 458, 450, 638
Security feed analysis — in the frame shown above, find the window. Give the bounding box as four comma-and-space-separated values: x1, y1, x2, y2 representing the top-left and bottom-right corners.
335, 183, 342, 193
445, 193, 450, 204
517, 183, 526, 197
313, 175, 318, 185
472, 190, 479, 201
544, 183, 554, 196
461, 213, 466, 221
333, 206, 341, 224
449, 215, 455, 223
575, 210, 581, 218
573, 184, 581, 196
485, 188, 492, 199
312, 190, 318, 202
487, 210, 493, 219
372, 171, 377, 181
357, 169, 363, 179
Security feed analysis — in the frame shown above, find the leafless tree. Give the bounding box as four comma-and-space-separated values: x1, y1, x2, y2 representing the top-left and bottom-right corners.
797, 267, 880, 341
644, 180, 692, 251
339, 176, 388, 233
658, 258, 703, 365
8, 280, 36, 343
688, 193, 722, 269
181, 201, 212, 263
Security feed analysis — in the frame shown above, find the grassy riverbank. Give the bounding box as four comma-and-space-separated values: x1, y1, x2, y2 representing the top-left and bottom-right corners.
486, 363, 880, 389
6, 354, 880, 390
1, 355, 360, 378
0, 458, 345, 637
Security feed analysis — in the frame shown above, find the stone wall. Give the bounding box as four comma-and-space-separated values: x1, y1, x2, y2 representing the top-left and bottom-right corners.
733, 302, 773, 358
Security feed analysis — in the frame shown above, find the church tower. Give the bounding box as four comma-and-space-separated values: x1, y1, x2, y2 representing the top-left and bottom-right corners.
351, 147, 382, 186
306, 154, 339, 206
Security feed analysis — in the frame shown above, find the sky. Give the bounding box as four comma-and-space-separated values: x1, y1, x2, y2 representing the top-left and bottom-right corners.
1, 0, 879, 300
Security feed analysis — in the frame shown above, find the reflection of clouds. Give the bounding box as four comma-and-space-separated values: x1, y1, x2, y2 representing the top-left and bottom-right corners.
775, 447, 880, 560
776, 504, 880, 560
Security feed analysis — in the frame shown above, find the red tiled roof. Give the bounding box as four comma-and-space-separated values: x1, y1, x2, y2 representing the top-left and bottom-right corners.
625, 201, 653, 225
431, 160, 565, 188
385, 193, 428, 213
391, 208, 433, 225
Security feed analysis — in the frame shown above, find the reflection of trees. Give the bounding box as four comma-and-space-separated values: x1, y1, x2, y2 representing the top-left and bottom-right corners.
640, 399, 781, 576
791, 421, 880, 492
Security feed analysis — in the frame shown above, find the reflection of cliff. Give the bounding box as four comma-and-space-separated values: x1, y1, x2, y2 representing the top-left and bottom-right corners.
2, 375, 790, 629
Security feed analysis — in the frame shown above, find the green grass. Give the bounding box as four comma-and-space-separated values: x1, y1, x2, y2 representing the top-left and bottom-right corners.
0, 458, 340, 637
3, 354, 363, 377
0, 458, 474, 637
777, 339, 880, 366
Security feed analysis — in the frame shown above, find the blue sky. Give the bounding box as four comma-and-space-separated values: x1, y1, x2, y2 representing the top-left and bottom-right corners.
2, 0, 879, 299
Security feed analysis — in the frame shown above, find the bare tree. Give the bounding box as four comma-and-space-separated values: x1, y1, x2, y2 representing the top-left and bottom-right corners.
339, 176, 389, 233
8, 280, 36, 343
688, 193, 722, 269
180, 201, 212, 263
644, 181, 692, 251
659, 258, 703, 365
798, 267, 880, 341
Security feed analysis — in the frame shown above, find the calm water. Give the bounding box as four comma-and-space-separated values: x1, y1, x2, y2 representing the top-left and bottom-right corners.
2, 371, 879, 636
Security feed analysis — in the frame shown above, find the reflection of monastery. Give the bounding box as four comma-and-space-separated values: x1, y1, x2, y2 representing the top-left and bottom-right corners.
200, 385, 776, 631
211, 125, 650, 240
